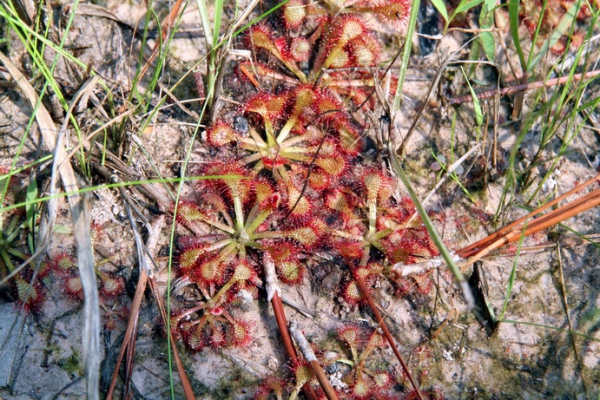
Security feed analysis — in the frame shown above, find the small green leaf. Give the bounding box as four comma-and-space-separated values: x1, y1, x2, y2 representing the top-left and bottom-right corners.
461, 66, 483, 126
479, 0, 496, 61
53, 224, 73, 234
455, 0, 485, 15
480, 32, 496, 61
213, 0, 224, 48
25, 178, 38, 253
430, 0, 449, 22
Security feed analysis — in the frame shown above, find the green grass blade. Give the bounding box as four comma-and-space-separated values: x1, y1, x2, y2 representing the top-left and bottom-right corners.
25, 178, 38, 253
509, 0, 526, 70
389, 153, 475, 309
529, 0, 581, 70
498, 223, 527, 320
500, 319, 600, 341
213, 0, 225, 48
393, 0, 420, 114
479, 0, 496, 61
197, 0, 214, 46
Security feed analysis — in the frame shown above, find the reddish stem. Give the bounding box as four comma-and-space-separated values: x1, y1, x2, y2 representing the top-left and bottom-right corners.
457, 173, 600, 259
351, 268, 424, 400
271, 292, 319, 400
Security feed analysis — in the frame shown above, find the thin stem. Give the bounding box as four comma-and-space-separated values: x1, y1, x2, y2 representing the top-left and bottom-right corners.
350, 267, 423, 400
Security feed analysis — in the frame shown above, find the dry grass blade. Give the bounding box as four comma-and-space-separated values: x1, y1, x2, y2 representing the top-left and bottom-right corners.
106, 183, 194, 398
105, 268, 148, 399
148, 276, 196, 400
0, 51, 100, 399
91, 143, 172, 208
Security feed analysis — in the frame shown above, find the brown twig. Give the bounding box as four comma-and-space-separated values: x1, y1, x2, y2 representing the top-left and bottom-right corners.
446, 70, 600, 106
457, 173, 600, 261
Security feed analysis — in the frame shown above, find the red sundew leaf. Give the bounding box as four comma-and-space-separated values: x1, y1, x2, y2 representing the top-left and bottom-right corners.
253, 177, 276, 207
178, 244, 206, 272
203, 162, 254, 205
313, 88, 344, 120
283, 0, 307, 29
47, 252, 77, 272
349, 375, 374, 400
229, 319, 254, 348
327, 14, 367, 47
247, 25, 281, 57
262, 241, 300, 263
286, 189, 313, 221
287, 85, 316, 123
100, 273, 125, 298
244, 91, 286, 124
308, 170, 331, 191
360, 169, 394, 205
255, 376, 286, 400
209, 322, 228, 349
191, 253, 229, 286
314, 14, 369, 73
325, 189, 360, 224
356, 0, 411, 26
183, 322, 207, 353
412, 272, 433, 295
376, 205, 418, 232
15, 277, 45, 312
383, 228, 438, 264
276, 260, 305, 285
273, 37, 289, 56
206, 121, 237, 146
231, 260, 258, 284
334, 119, 362, 156
348, 34, 380, 67
314, 138, 348, 177
315, 153, 347, 178
283, 219, 326, 248
290, 37, 312, 62
364, 329, 386, 353
64, 274, 83, 300
293, 362, 315, 388
176, 200, 208, 227
332, 237, 365, 261
337, 323, 364, 350
373, 371, 394, 390
341, 279, 364, 305
326, 47, 351, 69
